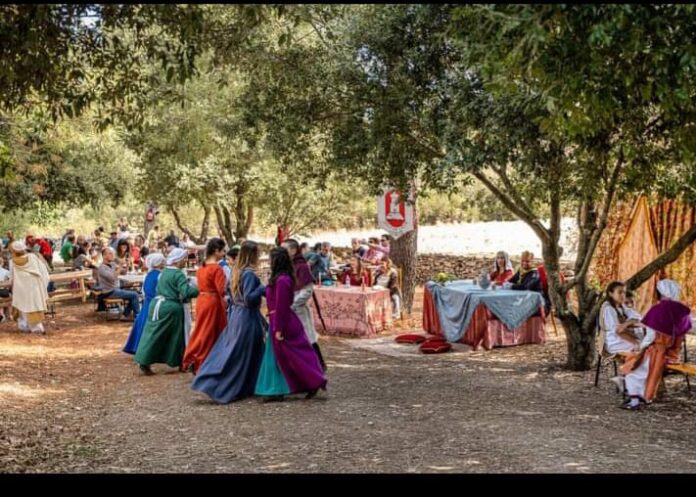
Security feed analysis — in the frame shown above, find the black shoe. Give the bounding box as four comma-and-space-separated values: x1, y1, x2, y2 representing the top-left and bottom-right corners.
305, 389, 319, 400
263, 395, 285, 403
139, 364, 154, 376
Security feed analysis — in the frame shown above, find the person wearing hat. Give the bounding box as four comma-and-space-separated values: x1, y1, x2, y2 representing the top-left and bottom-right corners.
122, 253, 166, 355
134, 248, 199, 375
8, 241, 50, 333
620, 279, 693, 409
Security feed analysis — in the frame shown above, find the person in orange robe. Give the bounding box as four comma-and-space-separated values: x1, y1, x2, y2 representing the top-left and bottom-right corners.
182, 238, 228, 374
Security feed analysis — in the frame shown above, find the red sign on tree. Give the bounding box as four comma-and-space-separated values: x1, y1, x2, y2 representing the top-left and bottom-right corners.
377, 188, 414, 239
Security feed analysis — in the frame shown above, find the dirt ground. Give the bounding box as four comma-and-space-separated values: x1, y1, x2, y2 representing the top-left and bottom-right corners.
2, 289, 696, 473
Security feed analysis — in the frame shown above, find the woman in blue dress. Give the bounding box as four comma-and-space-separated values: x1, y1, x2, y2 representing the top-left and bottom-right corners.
122, 253, 165, 355
191, 241, 266, 403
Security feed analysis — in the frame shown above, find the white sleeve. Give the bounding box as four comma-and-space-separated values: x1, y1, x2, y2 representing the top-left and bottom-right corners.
639, 327, 657, 350
602, 305, 620, 335
292, 285, 313, 308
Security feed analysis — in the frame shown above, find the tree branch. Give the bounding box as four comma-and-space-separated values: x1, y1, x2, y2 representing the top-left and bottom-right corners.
492, 164, 542, 224
472, 170, 551, 243
625, 224, 696, 291
573, 148, 625, 285
169, 205, 199, 243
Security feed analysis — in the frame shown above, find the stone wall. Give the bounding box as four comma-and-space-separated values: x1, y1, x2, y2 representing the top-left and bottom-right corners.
260, 241, 573, 285
413, 254, 572, 285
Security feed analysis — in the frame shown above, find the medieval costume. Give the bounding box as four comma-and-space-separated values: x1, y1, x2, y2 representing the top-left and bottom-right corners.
134, 249, 199, 369
10, 242, 49, 333
509, 265, 548, 314
123, 254, 164, 355
256, 273, 327, 398
182, 262, 228, 373
191, 268, 266, 403
339, 267, 372, 287
620, 279, 693, 408
489, 251, 514, 285
291, 253, 326, 370
374, 266, 402, 319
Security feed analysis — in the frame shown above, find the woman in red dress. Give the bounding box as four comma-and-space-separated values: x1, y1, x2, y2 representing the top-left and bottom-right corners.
182, 238, 228, 374
340, 256, 372, 286
489, 250, 514, 285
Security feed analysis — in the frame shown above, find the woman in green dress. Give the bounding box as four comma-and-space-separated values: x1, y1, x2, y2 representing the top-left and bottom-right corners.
135, 248, 199, 375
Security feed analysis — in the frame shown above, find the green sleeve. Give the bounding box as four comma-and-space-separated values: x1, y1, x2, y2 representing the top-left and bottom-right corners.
174, 270, 199, 302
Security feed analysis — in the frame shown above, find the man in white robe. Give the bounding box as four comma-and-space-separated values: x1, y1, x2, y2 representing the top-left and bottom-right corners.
9, 241, 50, 333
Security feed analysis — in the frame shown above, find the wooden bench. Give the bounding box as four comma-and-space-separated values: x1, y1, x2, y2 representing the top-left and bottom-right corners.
104, 298, 126, 321
665, 363, 696, 395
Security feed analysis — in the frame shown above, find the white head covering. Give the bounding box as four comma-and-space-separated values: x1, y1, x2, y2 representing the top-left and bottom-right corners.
494, 251, 513, 273
166, 248, 188, 266
11, 241, 27, 253
146, 253, 166, 271
657, 279, 681, 300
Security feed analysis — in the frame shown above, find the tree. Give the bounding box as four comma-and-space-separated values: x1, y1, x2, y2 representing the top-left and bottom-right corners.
0, 108, 137, 215
235, 4, 696, 369
444, 4, 696, 369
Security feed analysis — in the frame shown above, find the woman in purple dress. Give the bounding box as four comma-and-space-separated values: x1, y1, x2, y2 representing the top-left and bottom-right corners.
257, 247, 327, 401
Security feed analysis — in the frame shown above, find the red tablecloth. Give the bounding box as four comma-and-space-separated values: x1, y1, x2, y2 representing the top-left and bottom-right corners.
422, 286, 545, 350
311, 285, 392, 338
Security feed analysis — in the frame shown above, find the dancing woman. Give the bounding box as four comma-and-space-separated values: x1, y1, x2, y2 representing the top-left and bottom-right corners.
192, 241, 266, 403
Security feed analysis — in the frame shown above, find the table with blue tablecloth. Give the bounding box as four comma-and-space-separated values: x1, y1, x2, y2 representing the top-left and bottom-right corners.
423, 280, 546, 351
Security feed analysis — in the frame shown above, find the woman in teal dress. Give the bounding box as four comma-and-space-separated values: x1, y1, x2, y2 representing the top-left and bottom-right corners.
192, 241, 267, 403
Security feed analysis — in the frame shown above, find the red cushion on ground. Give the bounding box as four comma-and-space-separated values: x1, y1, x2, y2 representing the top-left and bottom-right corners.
424, 336, 447, 343
419, 341, 452, 354
395, 334, 427, 344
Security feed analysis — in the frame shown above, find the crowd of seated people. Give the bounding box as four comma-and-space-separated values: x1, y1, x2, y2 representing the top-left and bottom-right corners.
301, 234, 400, 318
0, 220, 206, 328
339, 256, 372, 287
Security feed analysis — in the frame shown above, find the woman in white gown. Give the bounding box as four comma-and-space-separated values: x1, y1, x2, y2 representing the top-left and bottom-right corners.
598, 281, 649, 404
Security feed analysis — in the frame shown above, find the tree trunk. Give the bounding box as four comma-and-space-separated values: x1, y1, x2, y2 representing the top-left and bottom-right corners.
170, 204, 211, 244
214, 204, 235, 247
390, 197, 418, 314
235, 204, 253, 240
559, 313, 597, 370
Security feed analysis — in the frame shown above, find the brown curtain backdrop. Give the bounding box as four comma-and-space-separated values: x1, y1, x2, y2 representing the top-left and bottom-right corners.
592, 196, 696, 313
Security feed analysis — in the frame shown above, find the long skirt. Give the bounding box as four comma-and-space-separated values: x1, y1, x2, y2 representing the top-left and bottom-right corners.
255, 330, 291, 396
191, 307, 265, 404
272, 316, 327, 394
134, 299, 186, 368
182, 295, 227, 373
17, 311, 44, 333
123, 297, 153, 354
620, 334, 684, 402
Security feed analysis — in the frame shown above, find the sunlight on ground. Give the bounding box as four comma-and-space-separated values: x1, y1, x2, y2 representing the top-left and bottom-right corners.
0, 382, 65, 401
0, 342, 116, 360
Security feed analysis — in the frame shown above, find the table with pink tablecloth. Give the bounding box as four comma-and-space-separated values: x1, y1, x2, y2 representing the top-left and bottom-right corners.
310, 285, 392, 338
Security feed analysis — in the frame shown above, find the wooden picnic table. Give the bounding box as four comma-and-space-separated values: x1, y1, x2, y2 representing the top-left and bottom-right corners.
119, 273, 145, 291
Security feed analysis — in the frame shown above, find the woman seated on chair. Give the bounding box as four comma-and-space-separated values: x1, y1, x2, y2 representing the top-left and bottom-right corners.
373, 258, 401, 320
619, 279, 693, 410
339, 256, 372, 287
600, 281, 644, 356
489, 250, 514, 285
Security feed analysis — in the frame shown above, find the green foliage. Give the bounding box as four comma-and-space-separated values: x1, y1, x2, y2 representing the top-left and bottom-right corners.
0, 109, 137, 215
